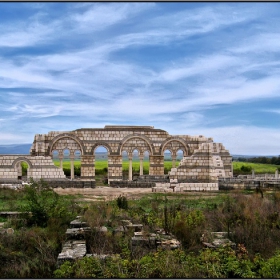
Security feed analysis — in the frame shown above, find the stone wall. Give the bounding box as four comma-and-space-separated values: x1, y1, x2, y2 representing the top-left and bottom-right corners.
169, 142, 232, 184
27, 125, 232, 184
0, 126, 232, 185
153, 182, 219, 192
0, 155, 66, 180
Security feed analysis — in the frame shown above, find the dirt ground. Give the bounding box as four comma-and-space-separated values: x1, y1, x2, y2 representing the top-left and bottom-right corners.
54, 186, 153, 201
54, 186, 218, 201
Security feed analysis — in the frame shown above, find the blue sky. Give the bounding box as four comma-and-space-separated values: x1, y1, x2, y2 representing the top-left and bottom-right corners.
1, 2, 280, 155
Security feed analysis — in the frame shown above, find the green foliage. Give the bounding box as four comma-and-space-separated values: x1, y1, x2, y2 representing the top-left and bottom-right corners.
233, 161, 279, 174
54, 257, 103, 278
53, 246, 280, 278
240, 165, 252, 173
116, 195, 128, 210
5, 182, 280, 278
21, 162, 28, 176
22, 179, 77, 227
235, 155, 280, 165
258, 250, 280, 278
0, 227, 61, 278
0, 188, 27, 211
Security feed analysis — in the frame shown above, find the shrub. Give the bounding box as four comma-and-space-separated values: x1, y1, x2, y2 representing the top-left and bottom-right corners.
240, 165, 252, 173
22, 179, 77, 227
116, 195, 128, 210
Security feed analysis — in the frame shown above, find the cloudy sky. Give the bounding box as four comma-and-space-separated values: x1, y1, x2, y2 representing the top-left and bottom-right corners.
0, 2, 280, 155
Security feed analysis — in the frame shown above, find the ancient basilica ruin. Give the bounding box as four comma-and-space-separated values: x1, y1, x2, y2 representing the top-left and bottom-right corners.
0, 126, 233, 190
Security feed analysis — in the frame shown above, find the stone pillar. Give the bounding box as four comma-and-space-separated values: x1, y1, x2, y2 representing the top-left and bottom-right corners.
108, 155, 122, 184
80, 155, 95, 181
129, 156, 133, 181
275, 169, 279, 179
252, 169, 255, 179
139, 155, 144, 176
149, 155, 164, 175
17, 162, 22, 177
172, 154, 177, 168
70, 155, 75, 180
59, 153, 63, 169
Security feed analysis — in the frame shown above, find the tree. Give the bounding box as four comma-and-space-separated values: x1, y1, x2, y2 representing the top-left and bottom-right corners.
22, 178, 77, 227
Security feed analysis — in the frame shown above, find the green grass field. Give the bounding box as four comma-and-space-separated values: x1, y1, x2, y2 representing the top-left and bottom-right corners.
53, 160, 280, 175
23, 159, 279, 175
52, 159, 179, 172
233, 161, 279, 174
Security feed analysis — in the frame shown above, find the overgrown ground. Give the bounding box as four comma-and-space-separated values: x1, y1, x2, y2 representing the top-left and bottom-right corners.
4, 160, 280, 278
2, 181, 280, 278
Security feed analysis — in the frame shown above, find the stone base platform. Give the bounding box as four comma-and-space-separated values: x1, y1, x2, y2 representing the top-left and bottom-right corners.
152, 182, 219, 192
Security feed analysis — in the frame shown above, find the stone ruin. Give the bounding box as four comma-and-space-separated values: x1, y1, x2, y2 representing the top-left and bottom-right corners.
201, 231, 236, 249
57, 216, 181, 266
0, 125, 232, 190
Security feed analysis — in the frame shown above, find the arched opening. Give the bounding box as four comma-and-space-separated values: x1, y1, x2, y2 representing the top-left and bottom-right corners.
132, 149, 140, 180
163, 149, 172, 174
74, 150, 81, 177
15, 161, 30, 180
122, 150, 129, 180
176, 149, 184, 167
143, 150, 150, 175
94, 146, 108, 186
52, 150, 59, 160
51, 150, 61, 169
63, 148, 70, 159
62, 149, 71, 178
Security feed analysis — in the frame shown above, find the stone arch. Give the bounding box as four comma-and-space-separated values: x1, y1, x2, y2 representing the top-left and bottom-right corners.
12, 157, 33, 169
160, 137, 189, 156
118, 134, 155, 155
91, 141, 112, 155
52, 149, 60, 159
47, 133, 85, 155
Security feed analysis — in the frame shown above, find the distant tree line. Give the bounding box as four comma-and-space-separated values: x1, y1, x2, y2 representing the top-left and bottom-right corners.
235, 156, 280, 165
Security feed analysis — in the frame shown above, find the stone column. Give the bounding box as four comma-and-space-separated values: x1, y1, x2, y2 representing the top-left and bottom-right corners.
252, 169, 255, 179
70, 154, 75, 180
59, 152, 63, 169
108, 155, 122, 184
275, 169, 279, 179
129, 155, 133, 181
139, 155, 144, 176
17, 162, 22, 177
80, 155, 95, 181
172, 154, 177, 168
149, 155, 164, 175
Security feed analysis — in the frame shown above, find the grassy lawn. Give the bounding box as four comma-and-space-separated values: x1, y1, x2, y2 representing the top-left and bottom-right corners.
21, 159, 278, 176
52, 159, 178, 172
233, 161, 279, 174
50, 160, 280, 175
0, 188, 28, 211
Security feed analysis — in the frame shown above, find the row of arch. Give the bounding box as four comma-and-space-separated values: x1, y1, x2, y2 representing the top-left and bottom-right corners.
51, 146, 185, 179
47, 133, 190, 157
41, 133, 191, 180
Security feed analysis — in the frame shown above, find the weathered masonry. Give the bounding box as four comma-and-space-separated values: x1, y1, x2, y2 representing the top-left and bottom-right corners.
0, 125, 232, 187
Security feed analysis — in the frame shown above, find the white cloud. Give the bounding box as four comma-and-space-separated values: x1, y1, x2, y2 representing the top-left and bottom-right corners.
158, 54, 240, 82
231, 33, 280, 54
71, 3, 154, 32
165, 124, 280, 156
0, 133, 31, 145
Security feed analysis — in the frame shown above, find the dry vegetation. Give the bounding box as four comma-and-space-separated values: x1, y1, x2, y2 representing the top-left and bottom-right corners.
2, 181, 280, 278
